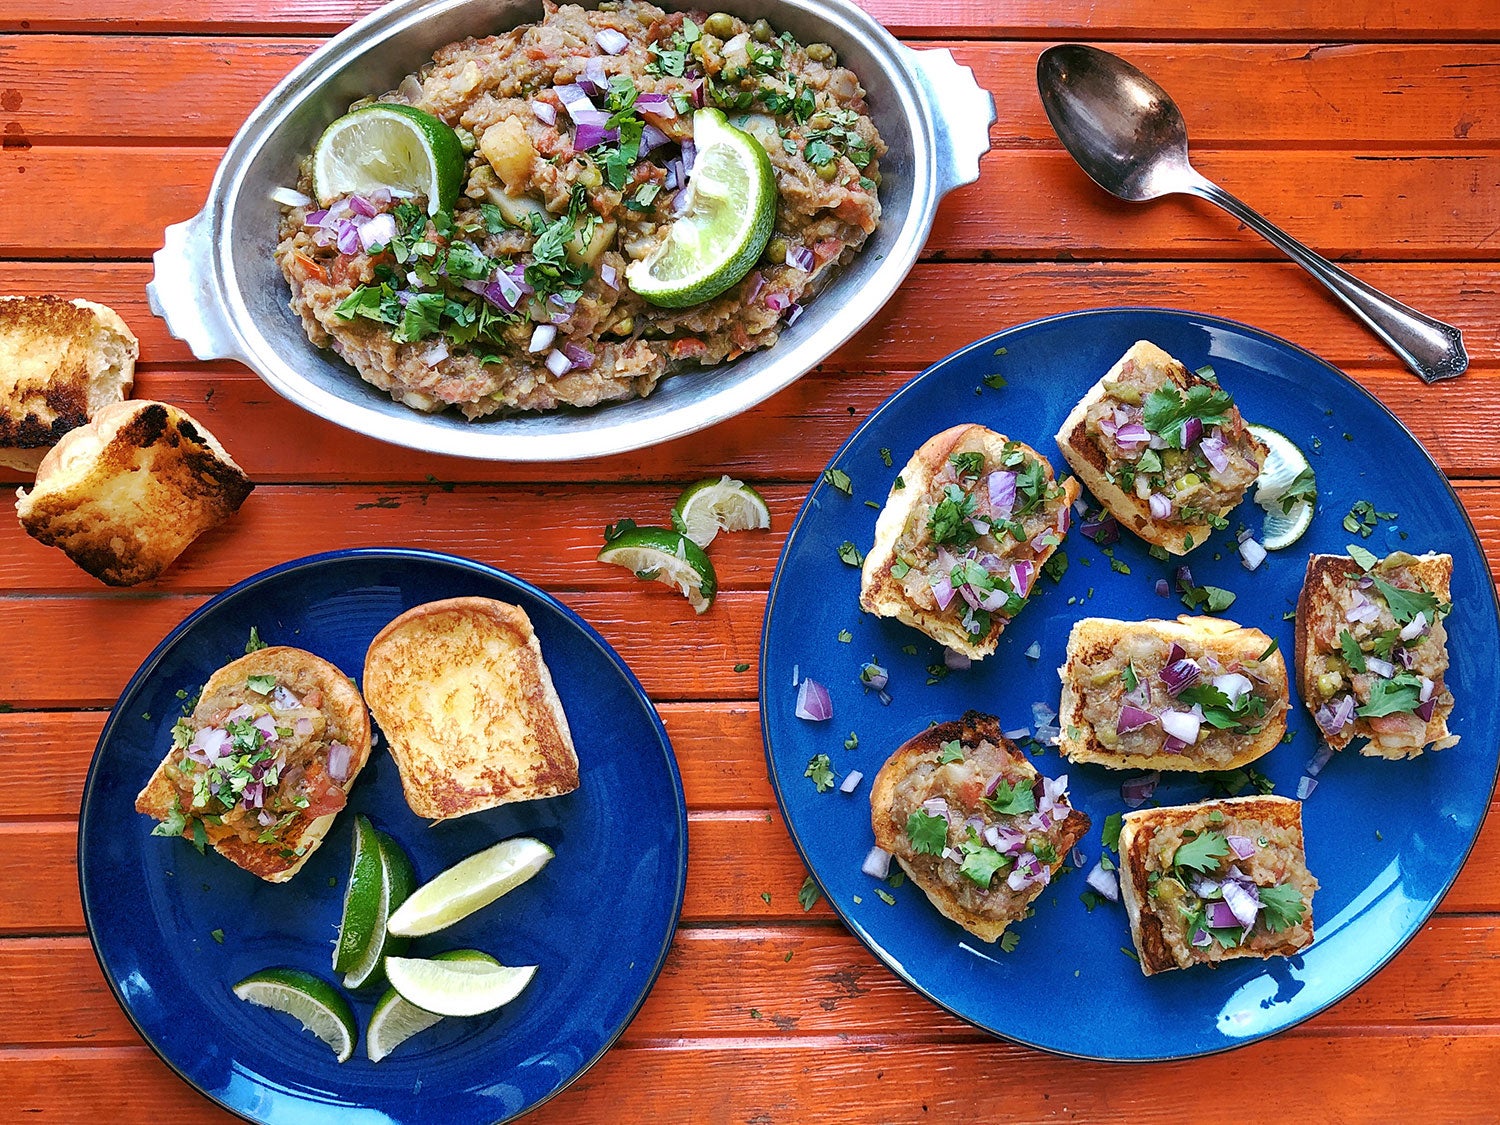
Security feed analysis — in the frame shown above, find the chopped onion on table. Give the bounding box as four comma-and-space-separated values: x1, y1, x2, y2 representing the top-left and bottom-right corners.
840, 770, 864, 794
1155, 578, 1170, 598
1239, 536, 1267, 570
861, 846, 892, 879
1296, 775, 1318, 799
1121, 771, 1159, 808
1305, 742, 1335, 777
1024, 642, 1041, 660
1086, 861, 1120, 902
271, 186, 312, 208
859, 662, 888, 690
794, 677, 832, 721
943, 648, 971, 671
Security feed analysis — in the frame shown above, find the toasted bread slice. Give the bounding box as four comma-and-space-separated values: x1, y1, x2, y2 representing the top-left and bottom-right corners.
1057, 615, 1288, 772
1118, 795, 1316, 976
1295, 550, 1456, 758
870, 710, 1089, 943
860, 424, 1078, 660
135, 646, 372, 882
14, 400, 253, 586
1054, 341, 1265, 555
363, 597, 580, 821
0, 296, 138, 473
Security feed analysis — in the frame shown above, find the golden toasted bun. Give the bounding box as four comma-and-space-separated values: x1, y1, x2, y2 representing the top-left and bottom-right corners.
1118, 795, 1315, 976
870, 711, 1090, 943
1057, 615, 1288, 772
364, 597, 580, 821
14, 400, 253, 586
135, 646, 372, 883
1054, 341, 1261, 555
1295, 552, 1456, 758
860, 424, 1078, 660
0, 296, 138, 473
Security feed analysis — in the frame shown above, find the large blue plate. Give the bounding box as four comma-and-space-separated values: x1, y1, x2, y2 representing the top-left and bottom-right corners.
760, 308, 1500, 1060
80, 549, 687, 1122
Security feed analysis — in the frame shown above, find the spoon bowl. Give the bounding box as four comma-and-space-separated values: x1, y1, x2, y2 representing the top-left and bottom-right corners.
1035, 43, 1468, 383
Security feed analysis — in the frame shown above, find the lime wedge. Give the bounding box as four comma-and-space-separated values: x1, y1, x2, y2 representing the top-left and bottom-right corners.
1247, 423, 1317, 550
332, 814, 382, 975
387, 836, 554, 938
232, 968, 358, 1063
597, 526, 718, 613
313, 104, 465, 216
385, 955, 537, 1018
340, 821, 417, 989
626, 108, 776, 308
671, 475, 772, 548
367, 950, 498, 1063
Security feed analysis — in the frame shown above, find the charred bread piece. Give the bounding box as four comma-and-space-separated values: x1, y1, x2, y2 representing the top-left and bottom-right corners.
1295, 549, 1456, 759
15, 400, 253, 586
870, 710, 1090, 943
0, 295, 138, 472
136, 647, 372, 882
1118, 795, 1317, 976
860, 424, 1079, 660
1058, 615, 1288, 772
1054, 341, 1266, 555
364, 597, 580, 821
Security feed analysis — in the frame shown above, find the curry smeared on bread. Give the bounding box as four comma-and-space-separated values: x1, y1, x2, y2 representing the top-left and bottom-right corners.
1056, 341, 1265, 555
136, 647, 372, 882
860, 424, 1079, 660
870, 711, 1089, 943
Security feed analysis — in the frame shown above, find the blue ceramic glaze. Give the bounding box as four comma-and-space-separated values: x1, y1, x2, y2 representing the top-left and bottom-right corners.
79, 549, 687, 1122
760, 309, 1499, 1060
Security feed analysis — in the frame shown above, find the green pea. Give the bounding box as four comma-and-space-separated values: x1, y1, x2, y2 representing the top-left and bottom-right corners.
808, 111, 833, 130
576, 162, 602, 190
805, 42, 836, 64
610, 316, 634, 336
704, 12, 735, 38
766, 236, 788, 262
751, 18, 774, 42
816, 161, 838, 181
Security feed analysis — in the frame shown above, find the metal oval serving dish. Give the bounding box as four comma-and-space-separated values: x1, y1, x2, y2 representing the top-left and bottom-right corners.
149, 0, 993, 462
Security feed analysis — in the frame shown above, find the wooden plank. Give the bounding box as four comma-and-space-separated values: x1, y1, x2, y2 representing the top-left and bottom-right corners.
7, 0, 1500, 39
0, 591, 765, 710
9, 1032, 1500, 1123
0, 703, 773, 820
5, 146, 1497, 261
0, 260, 1490, 373
6, 915, 1500, 1049
6, 38, 1498, 147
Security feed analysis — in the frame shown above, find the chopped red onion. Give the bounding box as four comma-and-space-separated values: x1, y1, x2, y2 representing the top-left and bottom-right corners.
785, 303, 804, 327
1345, 592, 1381, 624
574, 121, 620, 150
1024, 642, 1041, 660
1160, 709, 1201, 744
190, 726, 230, 761
293, 716, 314, 738
985, 471, 1017, 519
1121, 771, 1159, 808
1155, 578, 1170, 598
304, 209, 329, 227
859, 662, 888, 690
663, 159, 683, 191
1400, 612, 1427, 642
1071, 846, 1088, 868
943, 647, 971, 672
640, 123, 671, 155
272, 186, 313, 208
599, 262, 619, 289
528, 324, 557, 353
1175, 566, 1194, 591
839, 770, 864, 794
348, 194, 378, 218
562, 342, 594, 369
794, 677, 832, 721
1117, 705, 1157, 734
877, 689, 892, 706
556, 83, 605, 124
1002, 727, 1030, 741
1189, 874, 1221, 898
931, 575, 955, 611
1227, 835, 1257, 860
1086, 861, 1120, 902
335, 223, 362, 255
1296, 775, 1319, 799
1080, 514, 1119, 545
1032, 701, 1057, 726
921, 796, 951, 822
326, 741, 352, 782
634, 92, 671, 111
1160, 658, 1202, 696
861, 846, 892, 879
421, 341, 449, 366
1114, 422, 1149, 447
785, 244, 815, 272
968, 516, 992, 537
743, 270, 764, 303
1199, 431, 1230, 474
1007, 850, 1045, 891
1182, 416, 1204, 448
242, 779, 265, 809
1416, 696, 1438, 722
1212, 673, 1253, 706
1191, 928, 1213, 948
792, 664, 799, 687
681, 136, 697, 171
1305, 742, 1335, 777
270, 685, 300, 710
225, 703, 255, 724
580, 56, 609, 94
531, 99, 557, 125
1315, 694, 1356, 734
252, 714, 279, 743
1239, 537, 1267, 570
764, 291, 791, 312
595, 27, 629, 54
545, 348, 573, 377
1419, 676, 1435, 703
1208, 900, 1241, 930
1148, 492, 1172, 520
1365, 655, 1395, 679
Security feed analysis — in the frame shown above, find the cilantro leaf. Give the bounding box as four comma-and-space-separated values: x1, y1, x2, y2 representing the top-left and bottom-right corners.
1122, 663, 1139, 693
837, 541, 864, 567
1043, 549, 1069, 582
804, 754, 835, 793
150, 796, 189, 840
246, 674, 277, 696
1173, 830, 1231, 873
937, 740, 964, 765
958, 841, 1009, 888
245, 627, 269, 653
1339, 629, 1367, 673
1175, 683, 1262, 730
1277, 467, 1318, 514
949, 451, 984, 480
1346, 543, 1379, 571
1357, 674, 1423, 718
823, 468, 853, 495
1257, 882, 1307, 932
905, 809, 949, 855
798, 875, 821, 911
1142, 382, 1234, 447
1000, 931, 1020, 953
1370, 575, 1440, 625
926, 484, 978, 546
982, 779, 1036, 817
1102, 812, 1123, 851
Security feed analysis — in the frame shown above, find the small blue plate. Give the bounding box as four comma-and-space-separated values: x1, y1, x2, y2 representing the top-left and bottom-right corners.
760, 308, 1500, 1060
80, 549, 687, 1122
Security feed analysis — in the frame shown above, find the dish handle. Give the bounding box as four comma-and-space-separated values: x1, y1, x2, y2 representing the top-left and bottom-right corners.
148, 208, 244, 362
900, 45, 995, 195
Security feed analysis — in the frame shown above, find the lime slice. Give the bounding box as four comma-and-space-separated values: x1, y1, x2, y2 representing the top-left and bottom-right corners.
232, 968, 358, 1063
597, 526, 719, 613
341, 823, 418, 989
1248, 423, 1317, 550
625, 108, 776, 308
313, 104, 465, 215
387, 836, 554, 938
385, 955, 538, 1018
367, 950, 498, 1063
671, 475, 772, 548
332, 814, 382, 975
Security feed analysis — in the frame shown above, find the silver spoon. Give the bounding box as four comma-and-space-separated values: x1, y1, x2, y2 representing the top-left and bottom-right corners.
1036, 43, 1468, 383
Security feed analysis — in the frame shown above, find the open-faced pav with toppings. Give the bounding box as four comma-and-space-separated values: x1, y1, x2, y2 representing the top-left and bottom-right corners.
136, 646, 372, 882
1055, 341, 1266, 555
870, 710, 1090, 943
1296, 547, 1456, 759
1118, 795, 1317, 976
860, 424, 1079, 660
1057, 615, 1288, 772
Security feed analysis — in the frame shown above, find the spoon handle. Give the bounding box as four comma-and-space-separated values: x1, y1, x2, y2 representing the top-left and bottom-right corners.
1181, 173, 1468, 383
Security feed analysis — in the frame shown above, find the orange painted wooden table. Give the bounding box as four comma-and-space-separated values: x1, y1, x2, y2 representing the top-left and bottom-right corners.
3, 2, 1500, 1121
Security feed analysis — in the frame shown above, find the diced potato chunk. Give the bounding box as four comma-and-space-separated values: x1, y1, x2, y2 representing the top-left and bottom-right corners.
566, 219, 616, 267
479, 116, 537, 193
484, 185, 548, 228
